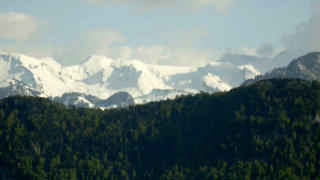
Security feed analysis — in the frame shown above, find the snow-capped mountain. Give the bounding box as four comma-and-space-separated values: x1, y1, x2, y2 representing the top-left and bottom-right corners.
0, 52, 263, 106
0, 78, 46, 99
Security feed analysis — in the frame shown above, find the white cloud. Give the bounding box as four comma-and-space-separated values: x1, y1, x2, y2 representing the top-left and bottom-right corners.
53, 28, 125, 66
0, 40, 61, 58
116, 44, 217, 67
0, 12, 58, 58
282, 0, 320, 56
56, 25, 284, 67
84, 0, 236, 12
0, 11, 285, 67
119, 46, 134, 59
84, 28, 125, 48
115, 26, 218, 67
221, 44, 284, 59
161, 26, 208, 47
84, 0, 108, 6
254, 44, 277, 58
222, 46, 257, 56
0, 13, 48, 40
54, 26, 217, 67
213, 0, 235, 12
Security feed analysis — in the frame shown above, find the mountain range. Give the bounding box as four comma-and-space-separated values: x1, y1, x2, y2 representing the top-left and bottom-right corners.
0, 51, 295, 108
243, 52, 320, 85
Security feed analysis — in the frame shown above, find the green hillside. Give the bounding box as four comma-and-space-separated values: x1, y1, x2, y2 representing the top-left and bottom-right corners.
1, 79, 320, 179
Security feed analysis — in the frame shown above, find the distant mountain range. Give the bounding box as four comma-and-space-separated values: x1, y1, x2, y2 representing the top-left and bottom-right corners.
243, 52, 320, 85
0, 51, 296, 108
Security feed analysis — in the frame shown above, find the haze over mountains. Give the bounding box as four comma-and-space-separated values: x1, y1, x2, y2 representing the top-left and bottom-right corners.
243, 52, 320, 85
0, 51, 296, 108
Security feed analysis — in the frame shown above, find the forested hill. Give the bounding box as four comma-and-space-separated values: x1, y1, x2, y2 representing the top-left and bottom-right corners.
1, 79, 320, 179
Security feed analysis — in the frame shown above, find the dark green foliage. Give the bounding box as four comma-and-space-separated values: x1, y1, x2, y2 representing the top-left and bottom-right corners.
1, 79, 320, 179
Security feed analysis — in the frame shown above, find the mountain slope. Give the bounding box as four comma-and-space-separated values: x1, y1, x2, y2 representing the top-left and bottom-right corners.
1, 79, 320, 179
0, 52, 261, 104
0, 78, 45, 98
220, 51, 294, 74
243, 52, 320, 85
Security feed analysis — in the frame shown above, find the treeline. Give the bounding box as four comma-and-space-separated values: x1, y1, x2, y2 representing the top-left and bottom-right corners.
1, 79, 320, 179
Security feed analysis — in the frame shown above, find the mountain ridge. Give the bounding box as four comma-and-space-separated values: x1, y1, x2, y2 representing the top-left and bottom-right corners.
243, 52, 320, 85
0, 51, 264, 106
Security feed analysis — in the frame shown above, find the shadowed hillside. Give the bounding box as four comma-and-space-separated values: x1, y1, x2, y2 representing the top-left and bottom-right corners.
1, 79, 320, 179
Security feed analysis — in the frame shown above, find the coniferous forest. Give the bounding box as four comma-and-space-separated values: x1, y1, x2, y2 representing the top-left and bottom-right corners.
1, 79, 320, 179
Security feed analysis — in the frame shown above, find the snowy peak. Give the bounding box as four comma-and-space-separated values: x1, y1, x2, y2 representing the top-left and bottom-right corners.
0, 52, 267, 106
0, 53, 40, 90
80, 55, 115, 74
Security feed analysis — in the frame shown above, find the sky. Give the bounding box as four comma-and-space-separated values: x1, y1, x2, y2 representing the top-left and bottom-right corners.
0, 0, 319, 66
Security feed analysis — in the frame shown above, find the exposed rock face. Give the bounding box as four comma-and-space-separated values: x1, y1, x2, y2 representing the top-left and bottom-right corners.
0, 80, 135, 109
243, 52, 320, 85
54, 91, 135, 109
101, 91, 135, 108
0, 79, 44, 99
